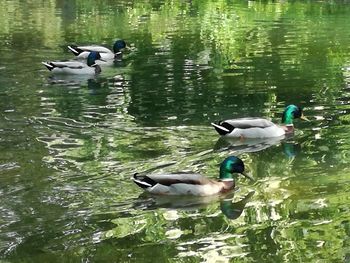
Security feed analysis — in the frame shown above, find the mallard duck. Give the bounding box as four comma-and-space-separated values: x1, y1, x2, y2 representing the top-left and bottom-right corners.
42, 51, 104, 75
211, 104, 308, 138
132, 156, 253, 196
68, 39, 127, 62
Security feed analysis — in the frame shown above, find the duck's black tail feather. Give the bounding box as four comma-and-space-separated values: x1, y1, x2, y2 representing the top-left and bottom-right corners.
132, 173, 157, 189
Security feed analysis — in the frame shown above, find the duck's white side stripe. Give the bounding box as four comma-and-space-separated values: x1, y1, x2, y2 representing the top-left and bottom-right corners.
68, 45, 79, 55
133, 179, 152, 187
211, 123, 230, 133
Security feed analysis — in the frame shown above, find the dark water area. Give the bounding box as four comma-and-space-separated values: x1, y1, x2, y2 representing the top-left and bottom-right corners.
0, 0, 350, 262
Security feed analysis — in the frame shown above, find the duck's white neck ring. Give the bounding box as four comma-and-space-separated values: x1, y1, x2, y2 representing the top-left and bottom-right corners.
219, 178, 234, 182
285, 124, 294, 127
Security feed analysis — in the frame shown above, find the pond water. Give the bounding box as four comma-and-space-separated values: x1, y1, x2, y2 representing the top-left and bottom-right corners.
1, 0, 350, 262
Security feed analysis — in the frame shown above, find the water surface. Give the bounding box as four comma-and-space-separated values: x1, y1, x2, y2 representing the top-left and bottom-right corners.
0, 0, 350, 262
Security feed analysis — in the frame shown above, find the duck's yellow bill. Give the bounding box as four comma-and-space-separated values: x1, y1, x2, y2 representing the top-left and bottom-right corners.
300, 114, 310, 121
241, 171, 255, 181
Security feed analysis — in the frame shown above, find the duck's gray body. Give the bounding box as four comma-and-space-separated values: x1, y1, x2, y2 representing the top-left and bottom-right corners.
212, 117, 286, 138
68, 45, 115, 63
42, 51, 103, 75
42, 60, 100, 75
133, 173, 231, 196
68, 40, 126, 64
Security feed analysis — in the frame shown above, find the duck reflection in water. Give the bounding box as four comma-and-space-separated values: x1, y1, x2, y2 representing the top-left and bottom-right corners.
133, 190, 255, 220
214, 135, 287, 154
220, 191, 255, 220
46, 73, 97, 86
282, 141, 302, 162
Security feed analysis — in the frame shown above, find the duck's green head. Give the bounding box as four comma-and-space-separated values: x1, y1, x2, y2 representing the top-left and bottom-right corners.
87, 51, 102, 67
219, 156, 253, 181
282, 104, 305, 125
113, 40, 127, 53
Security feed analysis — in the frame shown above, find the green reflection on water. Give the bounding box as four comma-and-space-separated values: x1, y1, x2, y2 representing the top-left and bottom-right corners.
0, 0, 350, 262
